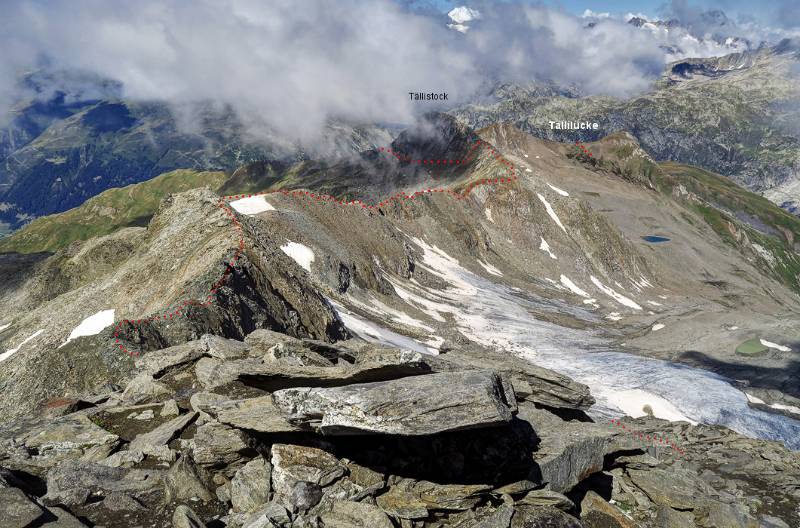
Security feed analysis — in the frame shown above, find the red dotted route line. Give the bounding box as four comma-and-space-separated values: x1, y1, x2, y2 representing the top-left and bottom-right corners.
609, 418, 686, 457
574, 141, 594, 158
112, 139, 518, 356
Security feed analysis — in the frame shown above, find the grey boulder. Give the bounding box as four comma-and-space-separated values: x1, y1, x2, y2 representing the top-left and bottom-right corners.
272, 370, 516, 435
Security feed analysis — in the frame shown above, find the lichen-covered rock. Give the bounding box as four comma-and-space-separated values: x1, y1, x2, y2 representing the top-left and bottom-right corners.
172, 504, 207, 528
192, 421, 254, 473
129, 412, 197, 454
164, 455, 214, 503
376, 478, 492, 519
270, 444, 345, 507
318, 500, 394, 528
272, 370, 516, 435
43, 460, 163, 507
231, 457, 272, 513
580, 490, 636, 528
1, 487, 46, 528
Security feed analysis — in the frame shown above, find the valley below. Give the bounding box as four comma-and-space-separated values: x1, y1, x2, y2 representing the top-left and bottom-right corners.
1, 118, 799, 527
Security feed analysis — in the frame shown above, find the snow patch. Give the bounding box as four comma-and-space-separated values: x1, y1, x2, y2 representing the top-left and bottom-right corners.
760, 339, 791, 352
771, 403, 800, 415
604, 389, 697, 424
0, 323, 10, 332
590, 276, 642, 310
484, 208, 494, 223
478, 260, 503, 276
525, 168, 532, 173
745, 393, 766, 405
60, 309, 115, 348
1, 329, 44, 362
425, 335, 445, 351
539, 238, 557, 259
647, 300, 662, 307
447, 6, 480, 32
560, 275, 589, 298
606, 312, 622, 321
230, 195, 275, 215
651, 323, 665, 332
356, 297, 433, 332
752, 243, 776, 266
536, 193, 566, 233
547, 183, 569, 197
281, 241, 315, 272
330, 300, 438, 355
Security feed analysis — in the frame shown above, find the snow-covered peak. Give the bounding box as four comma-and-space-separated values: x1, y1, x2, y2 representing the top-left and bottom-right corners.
447, 6, 481, 33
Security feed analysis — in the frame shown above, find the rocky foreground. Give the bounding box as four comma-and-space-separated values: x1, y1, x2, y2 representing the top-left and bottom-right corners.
1, 331, 799, 528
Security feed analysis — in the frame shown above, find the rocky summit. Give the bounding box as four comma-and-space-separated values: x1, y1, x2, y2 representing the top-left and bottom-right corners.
1, 331, 798, 528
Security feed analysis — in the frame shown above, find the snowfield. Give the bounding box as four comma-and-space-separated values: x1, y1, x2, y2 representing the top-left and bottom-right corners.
604, 389, 697, 424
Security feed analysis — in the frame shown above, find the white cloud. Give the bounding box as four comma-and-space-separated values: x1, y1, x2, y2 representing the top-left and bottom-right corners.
582, 9, 610, 19
2, 0, 758, 143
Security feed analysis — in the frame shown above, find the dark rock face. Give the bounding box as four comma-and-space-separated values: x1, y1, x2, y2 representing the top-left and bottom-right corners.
1, 332, 797, 528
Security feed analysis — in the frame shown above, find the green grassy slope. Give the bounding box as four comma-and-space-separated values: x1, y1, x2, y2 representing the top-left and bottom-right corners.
0, 169, 226, 254
659, 162, 800, 292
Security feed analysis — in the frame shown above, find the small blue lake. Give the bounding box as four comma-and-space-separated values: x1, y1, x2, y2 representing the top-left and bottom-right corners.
642, 235, 671, 243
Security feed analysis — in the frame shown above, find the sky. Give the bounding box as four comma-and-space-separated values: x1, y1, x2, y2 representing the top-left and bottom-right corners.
0, 0, 798, 147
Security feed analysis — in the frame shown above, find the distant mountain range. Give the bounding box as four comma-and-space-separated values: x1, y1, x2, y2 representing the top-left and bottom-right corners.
451, 38, 800, 213
1, 38, 799, 235
0, 72, 394, 232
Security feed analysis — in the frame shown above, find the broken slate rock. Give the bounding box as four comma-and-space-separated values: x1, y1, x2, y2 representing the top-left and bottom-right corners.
129, 411, 197, 453
318, 500, 394, 528
172, 504, 207, 528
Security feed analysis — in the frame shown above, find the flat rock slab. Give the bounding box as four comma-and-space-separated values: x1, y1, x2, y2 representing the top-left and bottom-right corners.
318, 500, 395, 528
207, 396, 302, 433
198, 349, 432, 391
272, 370, 516, 435
509, 363, 595, 410
129, 411, 197, 452
23, 413, 119, 456
1, 487, 46, 528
